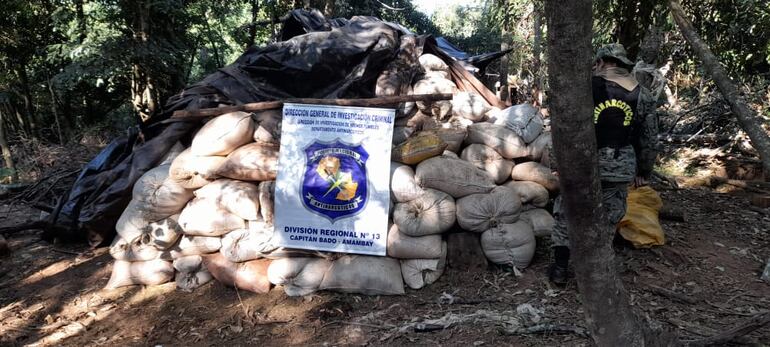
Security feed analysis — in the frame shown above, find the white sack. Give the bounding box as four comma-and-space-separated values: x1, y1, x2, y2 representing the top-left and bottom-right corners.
480, 221, 536, 268
415, 156, 496, 198
163, 235, 221, 259
191, 111, 255, 156
173, 255, 213, 291
386, 223, 443, 259
105, 259, 174, 289
419, 54, 449, 73
109, 236, 159, 261
393, 188, 456, 236
258, 181, 275, 225
501, 180, 549, 207
400, 241, 447, 289
527, 132, 552, 161
252, 109, 282, 144
461, 144, 515, 184
413, 77, 456, 119
267, 257, 333, 296
498, 104, 544, 143
220, 222, 279, 262
194, 179, 260, 220
466, 123, 529, 159
456, 186, 522, 232
510, 162, 560, 192
168, 148, 226, 189
141, 214, 183, 250
390, 163, 425, 203
319, 255, 405, 295
452, 92, 490, 122
519, 208, 555, 237
178, 198, 245, 236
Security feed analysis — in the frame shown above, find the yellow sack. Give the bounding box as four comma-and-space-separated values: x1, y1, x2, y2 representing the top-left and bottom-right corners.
391, 133, 448, 165
618, 186, 665, 248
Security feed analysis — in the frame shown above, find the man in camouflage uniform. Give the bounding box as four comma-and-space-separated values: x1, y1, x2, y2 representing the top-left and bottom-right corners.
548, 43, 659, 285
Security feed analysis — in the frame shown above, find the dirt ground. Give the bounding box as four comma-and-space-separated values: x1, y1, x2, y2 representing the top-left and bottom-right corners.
1, 184, 769, 347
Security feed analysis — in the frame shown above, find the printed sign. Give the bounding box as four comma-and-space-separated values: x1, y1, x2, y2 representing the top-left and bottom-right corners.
273, 103, 394, 256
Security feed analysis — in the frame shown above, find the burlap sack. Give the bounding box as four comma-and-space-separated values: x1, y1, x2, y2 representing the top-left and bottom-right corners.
400, 241, 447, 289
252, 109, 282, 144
419, 54, 449, 73
131, 165, 193, 213
498, 104, 544, 143
456, 186, 522, 232
510, 162, 559, 192
519, 208, 555, 237
527, 131, 552, 161
194, 179, 260, 220
423, 127, 467, 153
220, 223, 278, 262
109, 236, 159, 261
191, 111, 255, 156
466, 123, 529, 159
216, 142, 279, 181
415, 156, 495, 198
178, 197, 245, 236
501, 181, 550, 207
169, 148, 226, 189
267, 257, 333, 296
461, 144, 515, 184
117, 165, 193, 241
391, 133, 447, 165
452, 92, 490, 122
480, 221, 536, 268
173, 255, 213, 292
413, 77, 456, 119
393, 188, 456, 236
386, 223, 443, 259
319, 255, 405, 295
258, 181, 275, 225
390, 163, 425, 203
141, 214, 183, 250
203, 253, 272, 294
164, 235, 221, 259
105, 259, 174, 289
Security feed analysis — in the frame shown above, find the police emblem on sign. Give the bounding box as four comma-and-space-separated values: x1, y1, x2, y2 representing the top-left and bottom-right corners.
301, 140, 369, 222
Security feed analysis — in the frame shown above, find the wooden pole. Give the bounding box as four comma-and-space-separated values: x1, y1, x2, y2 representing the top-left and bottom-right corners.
171, 93, 454, 118
669, 0, 770, 181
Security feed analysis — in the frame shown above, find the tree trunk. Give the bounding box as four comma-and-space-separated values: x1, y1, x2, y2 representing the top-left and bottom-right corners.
531, 1, 544, 106
0, 108, 17, 183
76, 0, 87, 43
499, 3, 511, 104
545, 0, 678, 345
47, 77, 64, 144
14, 64, 39, 139
246, 0, 260, 50
129, 1, 159, 122
669, 0, 770, 181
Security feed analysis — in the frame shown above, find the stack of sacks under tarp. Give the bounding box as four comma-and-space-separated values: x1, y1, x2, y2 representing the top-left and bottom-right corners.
105, 37, 558, 296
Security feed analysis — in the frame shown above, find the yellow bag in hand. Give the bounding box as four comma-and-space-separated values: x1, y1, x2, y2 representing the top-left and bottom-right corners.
618, 186, 665, 248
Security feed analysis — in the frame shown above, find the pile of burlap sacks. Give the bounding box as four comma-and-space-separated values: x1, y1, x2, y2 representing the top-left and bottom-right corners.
105, 49, 557, 296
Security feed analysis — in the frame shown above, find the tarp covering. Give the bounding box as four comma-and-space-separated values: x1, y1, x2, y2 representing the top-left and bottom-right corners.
51, 10, 503, 246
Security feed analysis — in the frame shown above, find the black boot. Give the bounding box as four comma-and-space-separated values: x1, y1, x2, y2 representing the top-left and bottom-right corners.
548, 246, 570, 286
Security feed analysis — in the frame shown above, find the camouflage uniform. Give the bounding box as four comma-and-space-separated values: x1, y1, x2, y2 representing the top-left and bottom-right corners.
550, 44, 659, 248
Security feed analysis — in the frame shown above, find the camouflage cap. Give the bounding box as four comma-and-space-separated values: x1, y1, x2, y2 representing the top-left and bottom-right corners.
595, 43, 634, 66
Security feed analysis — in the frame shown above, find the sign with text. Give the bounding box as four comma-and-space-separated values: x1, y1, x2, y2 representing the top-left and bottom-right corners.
273, 103, 394, 256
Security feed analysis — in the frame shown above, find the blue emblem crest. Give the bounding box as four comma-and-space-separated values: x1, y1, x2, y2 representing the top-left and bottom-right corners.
302, 140, 369, 222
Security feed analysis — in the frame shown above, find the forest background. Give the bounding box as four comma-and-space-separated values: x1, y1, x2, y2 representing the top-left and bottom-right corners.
0, 0, 768, 183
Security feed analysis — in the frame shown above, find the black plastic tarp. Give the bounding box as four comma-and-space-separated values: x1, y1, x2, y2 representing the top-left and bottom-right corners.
52, 14, 407, 246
